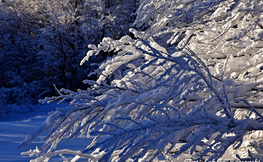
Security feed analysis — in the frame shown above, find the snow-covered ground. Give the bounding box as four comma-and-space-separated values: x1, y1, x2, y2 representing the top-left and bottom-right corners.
0, 102, 92, 162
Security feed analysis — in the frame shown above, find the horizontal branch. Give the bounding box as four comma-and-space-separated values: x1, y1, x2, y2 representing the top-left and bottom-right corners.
231, 102, 263, 109
22, 149, 97, 161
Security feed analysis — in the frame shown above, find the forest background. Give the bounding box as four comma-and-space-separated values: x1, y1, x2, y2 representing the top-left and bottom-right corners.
0, 0, 138, 115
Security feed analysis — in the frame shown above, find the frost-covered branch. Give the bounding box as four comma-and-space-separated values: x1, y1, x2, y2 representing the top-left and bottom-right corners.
20, 35, 263, 161
19, 0, 263, 161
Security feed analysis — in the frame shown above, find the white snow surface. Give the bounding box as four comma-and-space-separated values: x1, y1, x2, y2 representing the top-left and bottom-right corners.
0, 102, 92, 162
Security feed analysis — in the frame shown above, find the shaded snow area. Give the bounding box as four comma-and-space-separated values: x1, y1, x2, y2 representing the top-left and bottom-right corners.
0, 102, 92, 162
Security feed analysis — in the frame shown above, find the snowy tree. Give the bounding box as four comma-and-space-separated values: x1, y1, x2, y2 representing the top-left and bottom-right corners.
19, 0, 263, 161
0, 0, 45, 107
0, 0, 137, 112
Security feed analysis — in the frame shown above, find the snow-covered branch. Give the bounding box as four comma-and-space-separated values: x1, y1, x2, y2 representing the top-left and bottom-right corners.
19, 0, 263, 161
